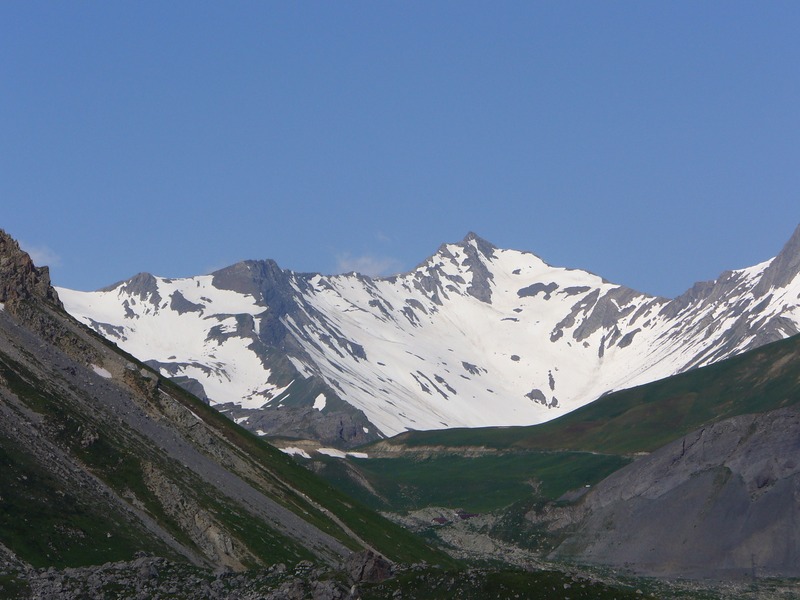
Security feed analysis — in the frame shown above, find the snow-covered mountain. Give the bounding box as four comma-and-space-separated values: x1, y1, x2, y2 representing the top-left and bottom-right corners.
58, 226, 800, 445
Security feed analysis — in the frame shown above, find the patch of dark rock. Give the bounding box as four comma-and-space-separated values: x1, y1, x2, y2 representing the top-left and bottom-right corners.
170, 291, 204, 314
526, 388, 546, 404
517, 282, 559, 300
461, 361, 485, 376
562, 286, 591, 296
401, 306, 420, 326
119, 273, 163, 307
572, 288, 639, 343
617, 328, 641, 349
346, 549, 393, 584
433, 374, 457, 395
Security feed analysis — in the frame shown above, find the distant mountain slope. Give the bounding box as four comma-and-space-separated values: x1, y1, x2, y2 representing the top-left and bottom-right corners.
59, 225, 800, 443
0, 228, 448, 570
554, 406, 800, 578
369, 328, 800, 456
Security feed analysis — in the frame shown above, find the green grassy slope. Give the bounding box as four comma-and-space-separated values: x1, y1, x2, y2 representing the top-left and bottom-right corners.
316, 451, 628, 514
155, 375, 456, 565
0, 296, 454, 569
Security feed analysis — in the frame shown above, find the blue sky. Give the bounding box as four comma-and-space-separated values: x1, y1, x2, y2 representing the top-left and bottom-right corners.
2, 2, 799, 298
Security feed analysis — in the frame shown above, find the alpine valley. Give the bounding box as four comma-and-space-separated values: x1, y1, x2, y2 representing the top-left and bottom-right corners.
59, 226, 800, 447
3, 225, 800, 599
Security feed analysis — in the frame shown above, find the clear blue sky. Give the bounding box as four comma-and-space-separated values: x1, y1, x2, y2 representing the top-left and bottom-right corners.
2, 2, 799, 298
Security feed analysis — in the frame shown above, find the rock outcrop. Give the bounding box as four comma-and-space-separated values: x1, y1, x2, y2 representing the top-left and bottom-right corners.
0, 229, 61, 308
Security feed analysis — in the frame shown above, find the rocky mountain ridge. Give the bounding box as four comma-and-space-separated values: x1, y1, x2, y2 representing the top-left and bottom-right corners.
0, 228, 447, 576
58, 225, 800, 444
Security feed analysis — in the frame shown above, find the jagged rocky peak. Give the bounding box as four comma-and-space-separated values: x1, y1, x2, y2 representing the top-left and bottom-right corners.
461, 231, 497, 258
0, 228, 61, 307
100, 272, 163, 304
753, 222, 800, 297
212, 259, 293, 306
415, 232, 498, 304
457, 232, 496, 303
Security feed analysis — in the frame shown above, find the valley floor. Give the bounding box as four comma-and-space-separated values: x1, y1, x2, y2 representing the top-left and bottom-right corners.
2, 552, 799, 600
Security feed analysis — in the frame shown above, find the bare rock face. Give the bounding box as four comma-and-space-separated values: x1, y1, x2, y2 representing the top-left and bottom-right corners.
753, 223, 800, 297
346, 549, 393, 583
0, 228, 61, 308
0, 229, 101, 364
554, 407, 800, 579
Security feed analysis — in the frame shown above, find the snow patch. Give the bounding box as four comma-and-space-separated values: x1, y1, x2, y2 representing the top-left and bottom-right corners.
234, 416, 248, 425
280, 447, 311, 459
0, 302, 4, 311
91, 365, 112, 379
317, 448, 347, 458
313, 393, 326, 411
317, 448, 369, 459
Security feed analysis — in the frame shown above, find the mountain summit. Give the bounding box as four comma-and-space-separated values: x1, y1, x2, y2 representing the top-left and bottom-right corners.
59, 228, 800, 444
753, 222, 800, 296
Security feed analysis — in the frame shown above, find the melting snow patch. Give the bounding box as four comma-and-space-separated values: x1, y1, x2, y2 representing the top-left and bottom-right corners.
313, 393, 326, 411
317, 448, 347, 458
234, 416, 248, 425
91, 365, 113, 379
281, 447, 311, 459
255, 429, 267, 436
317, 448, 369, 459
362, 426, 369, 434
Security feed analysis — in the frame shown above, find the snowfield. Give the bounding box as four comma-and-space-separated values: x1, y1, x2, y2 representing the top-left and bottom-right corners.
58, 229, 800, 438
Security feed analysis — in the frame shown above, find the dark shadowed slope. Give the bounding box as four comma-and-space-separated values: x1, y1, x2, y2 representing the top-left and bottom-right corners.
554, 406, 800, 578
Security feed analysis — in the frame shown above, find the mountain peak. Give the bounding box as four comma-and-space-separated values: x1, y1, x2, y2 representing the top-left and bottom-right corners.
459, 232, 497, 261
777, 222, 800, 263
0, 228, 61, 308
753, 223, 800, 297
462, 231, 495, 246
